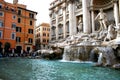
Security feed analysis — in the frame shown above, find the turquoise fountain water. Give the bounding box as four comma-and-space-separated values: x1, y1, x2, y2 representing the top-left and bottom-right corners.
0, 58, 120, 80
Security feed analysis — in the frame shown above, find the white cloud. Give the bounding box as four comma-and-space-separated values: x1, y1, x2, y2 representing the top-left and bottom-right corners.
5, 0, 53, 25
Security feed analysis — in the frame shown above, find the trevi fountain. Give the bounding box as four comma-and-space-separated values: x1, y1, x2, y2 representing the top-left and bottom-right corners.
0, 0, 120, 80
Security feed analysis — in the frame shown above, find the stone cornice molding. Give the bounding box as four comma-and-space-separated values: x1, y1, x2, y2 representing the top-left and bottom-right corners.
49, 0, 65, 10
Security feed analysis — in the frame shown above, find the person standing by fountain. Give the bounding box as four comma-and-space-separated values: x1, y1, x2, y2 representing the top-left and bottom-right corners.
95, 8, 108, 30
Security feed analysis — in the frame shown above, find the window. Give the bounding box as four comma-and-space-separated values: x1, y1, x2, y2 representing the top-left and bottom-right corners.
18, 9, 21, 15
58, 24, 63, 35
0, 31, 3, 39
43, 28, 46, 31
43, 39, 46, 42
16, 37, 21, 42
11, 33, 16, 40
52, 12, 56, 18
0, 12, 3, 16
12, 15, 16, 19
51, 26, 56, 36
47, 34, 49, 37
58, 8, 62, 15
0, 4, 2, 9
43, 33, 46, 36
18, 18, 21, 23
12, 23, 16, 29
28, 29, 33, 34
28, 38, 33, 43
29, 13, 34, 18
47, 28, 50, 31
30, 20, 33, 25
16, 27, 21, 32
0, 21, 3, 27
11, 8, 15, 12
47, 40, 49, 43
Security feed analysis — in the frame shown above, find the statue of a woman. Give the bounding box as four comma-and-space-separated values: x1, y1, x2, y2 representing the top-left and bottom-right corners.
77, 17, 83, 33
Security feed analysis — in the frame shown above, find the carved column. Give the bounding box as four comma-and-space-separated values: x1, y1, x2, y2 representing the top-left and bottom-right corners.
113, 0, 119, 27
55, 7, 59, 40
82, 0, 91, 33
62, 3, 66, 38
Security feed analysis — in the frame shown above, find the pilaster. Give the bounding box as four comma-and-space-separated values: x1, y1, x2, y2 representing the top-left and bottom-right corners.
62, 3, 67, 38
55, 7, 59, 40
69, 0, 77, 36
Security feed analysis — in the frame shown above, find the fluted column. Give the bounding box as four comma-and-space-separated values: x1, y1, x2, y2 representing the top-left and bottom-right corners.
91, 10, 95, 32
55, 7, 59, 40
82, 0, 91, 33
69, 0, 77, 36
113, 0, 119, 27
62, 3, 66, 38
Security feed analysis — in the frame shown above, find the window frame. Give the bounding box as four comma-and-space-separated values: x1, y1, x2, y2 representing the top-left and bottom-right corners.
11, 32, 16, 40
0, 30, 3, 39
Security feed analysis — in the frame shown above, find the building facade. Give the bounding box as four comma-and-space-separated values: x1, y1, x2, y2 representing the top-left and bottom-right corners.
35, 23, 50, 50
0, 0, 37, 53
49, 0, 120, 44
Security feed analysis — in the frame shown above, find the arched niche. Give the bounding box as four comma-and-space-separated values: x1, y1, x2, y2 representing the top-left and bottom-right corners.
92, 0, 115, 31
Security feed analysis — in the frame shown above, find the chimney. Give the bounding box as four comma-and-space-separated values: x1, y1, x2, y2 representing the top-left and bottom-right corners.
13, 0, 18, 4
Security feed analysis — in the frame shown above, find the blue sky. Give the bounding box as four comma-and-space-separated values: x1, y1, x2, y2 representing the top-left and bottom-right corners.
5, 0, 53, 25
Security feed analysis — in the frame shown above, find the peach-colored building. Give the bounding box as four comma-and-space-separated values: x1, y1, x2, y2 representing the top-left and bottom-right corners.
0, 0, 37, 53
35, 23, 50, 49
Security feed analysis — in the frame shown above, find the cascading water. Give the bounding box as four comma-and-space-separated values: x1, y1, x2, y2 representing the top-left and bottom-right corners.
62, 45, 93, 61
62, 45, 116, 66
97, 53, 103, 65
90, 46, 116, 66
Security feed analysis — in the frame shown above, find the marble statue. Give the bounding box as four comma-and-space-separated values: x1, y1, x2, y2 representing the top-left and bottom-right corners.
104, 24, 117, 41
95, 8, 108, 30
77, 17, 83, 33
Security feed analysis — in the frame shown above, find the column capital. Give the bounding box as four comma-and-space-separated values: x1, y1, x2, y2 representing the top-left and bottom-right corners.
62, 3, 66, 10
55, 7, 59, 13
